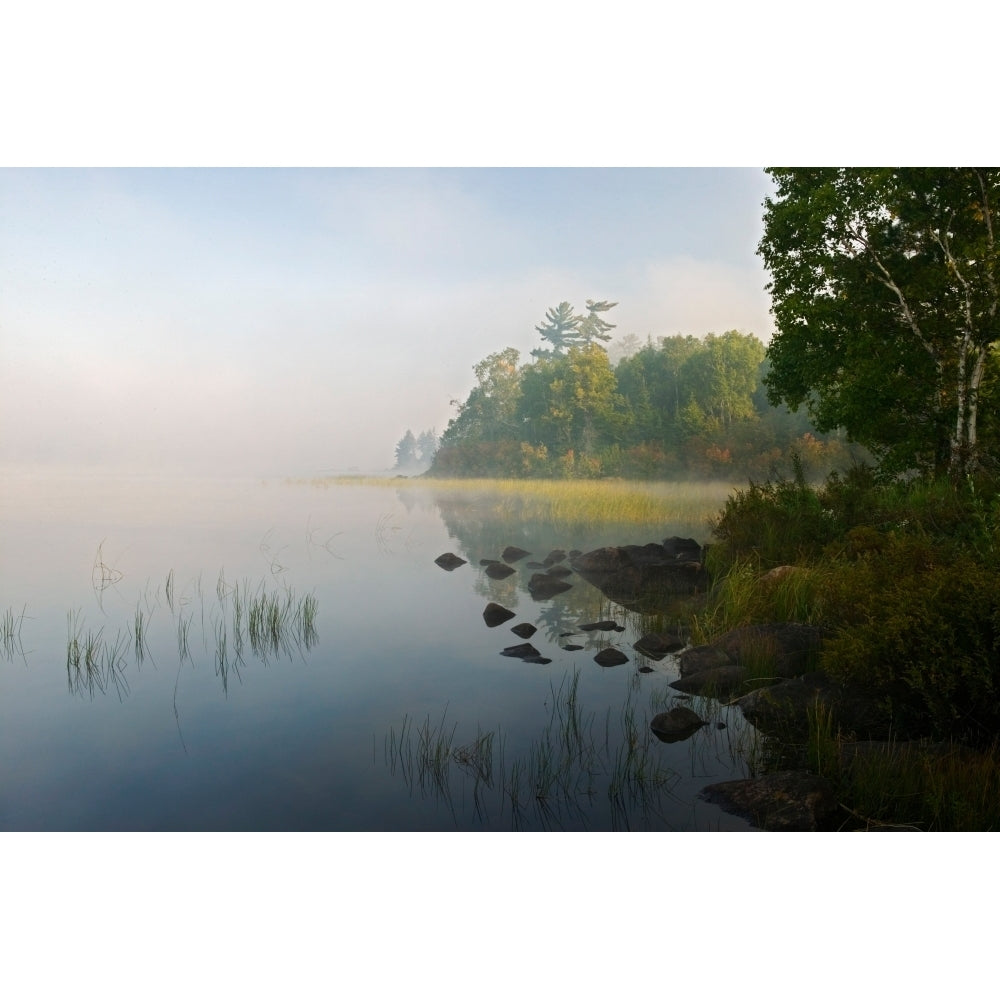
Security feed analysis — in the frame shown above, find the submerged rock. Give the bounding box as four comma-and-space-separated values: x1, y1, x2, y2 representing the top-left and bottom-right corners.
650, 706, 706, 742
434, 552, 467, 571
483, 603, 516, 628
633, 631, 686, 659
501, 642, 542, 659
561, 644, 584, 651
511, 622, 538, 638
701, 771, 840, 831
580, 620, 622, 632
594, 647, 629, 667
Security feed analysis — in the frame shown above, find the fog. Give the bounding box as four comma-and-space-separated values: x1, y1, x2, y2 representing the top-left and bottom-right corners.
1, 168, 775, 477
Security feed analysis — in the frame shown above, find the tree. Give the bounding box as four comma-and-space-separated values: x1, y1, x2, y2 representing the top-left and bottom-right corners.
416, 429, 438, 465
438, 347, 522, 446
531, 299, 618, 359
759, 168, 1000, 478
394, 429, 418, 470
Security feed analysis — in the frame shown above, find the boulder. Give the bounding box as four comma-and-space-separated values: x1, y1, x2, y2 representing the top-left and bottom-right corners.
700, 771, 840, 831
434, 552, 467, 571
528, 573, 573, 599
502, 546, 531, 563
483, 603, 516, 628
501, 642, 542, 659
733, 672, 895, 740
594, 647, 629, 667
633, 631, 686, 659
485, 562, 516, 579
571, 541, 707, 611
511, 622, 538, 638
650, 706, 706, 742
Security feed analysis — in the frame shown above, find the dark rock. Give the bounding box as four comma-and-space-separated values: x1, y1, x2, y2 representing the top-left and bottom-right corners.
434, 552, 467, 571
544, 564, 573, 578
661, 536, 704, 561
485, 562, 516, 579
594, 647, 629, 667
700, 771, 840, 831
637, 665, 654, 674
528, 573, 573, 599
733, 672, 895, 740
633, 631, 685, 659
669, 623, 832, 697
568, 549, 582, 559
523, 655, 553, 665
483, 603, 516, 628
579, 620, 621, 632
501, 643, 542, 659
543, 549, 567, 565
562, 644, 584, 651
479, 558, 501, 566
650, 706, 706, 742
502, 546, 531, 563
511, 622, 537, 638
526, 561, 546, 569
571, 542, 708, 611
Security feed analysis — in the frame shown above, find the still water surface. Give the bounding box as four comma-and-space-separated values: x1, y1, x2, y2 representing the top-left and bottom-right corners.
0, 474, 754, 830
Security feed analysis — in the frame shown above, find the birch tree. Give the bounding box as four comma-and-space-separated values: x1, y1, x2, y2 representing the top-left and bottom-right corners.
759, 168, 1000, 478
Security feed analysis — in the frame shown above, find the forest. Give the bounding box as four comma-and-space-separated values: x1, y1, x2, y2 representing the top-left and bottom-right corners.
396, 303, 862, 480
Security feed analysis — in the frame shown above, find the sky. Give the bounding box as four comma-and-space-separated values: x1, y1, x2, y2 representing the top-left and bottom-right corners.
0, 167, 776, 476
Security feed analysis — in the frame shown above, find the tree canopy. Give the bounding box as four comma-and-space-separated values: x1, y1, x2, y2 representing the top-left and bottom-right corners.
531, 300, 618, 359
759, 168, 1000, 479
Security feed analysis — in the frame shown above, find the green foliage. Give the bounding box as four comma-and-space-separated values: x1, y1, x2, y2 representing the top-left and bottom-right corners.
760, 167, 1000, 479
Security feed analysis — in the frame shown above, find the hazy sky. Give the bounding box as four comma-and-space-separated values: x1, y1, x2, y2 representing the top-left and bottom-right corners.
0, 167, 775, 476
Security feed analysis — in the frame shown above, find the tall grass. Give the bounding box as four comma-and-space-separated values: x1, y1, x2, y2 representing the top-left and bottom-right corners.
1, 605, 27, 660
296, 475, 735, 533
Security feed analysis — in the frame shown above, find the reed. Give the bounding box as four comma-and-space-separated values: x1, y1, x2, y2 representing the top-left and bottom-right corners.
1, 605, 27, 659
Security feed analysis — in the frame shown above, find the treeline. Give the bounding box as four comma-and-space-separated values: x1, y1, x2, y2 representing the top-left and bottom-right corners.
429, 321, 861, 480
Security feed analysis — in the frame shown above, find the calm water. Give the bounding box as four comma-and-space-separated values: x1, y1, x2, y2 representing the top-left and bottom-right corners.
0, 474, 754, 830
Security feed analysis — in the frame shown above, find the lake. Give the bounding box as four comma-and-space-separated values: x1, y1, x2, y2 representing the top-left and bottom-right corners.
0, 473, 756, 831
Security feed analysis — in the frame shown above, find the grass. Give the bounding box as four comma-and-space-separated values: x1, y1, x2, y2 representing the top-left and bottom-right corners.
295, 475, 736, 534
384, 669, 686, 828
1, 605, 27, 659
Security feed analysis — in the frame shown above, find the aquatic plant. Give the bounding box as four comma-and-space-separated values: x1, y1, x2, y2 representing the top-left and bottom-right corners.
1, 605, 27, 659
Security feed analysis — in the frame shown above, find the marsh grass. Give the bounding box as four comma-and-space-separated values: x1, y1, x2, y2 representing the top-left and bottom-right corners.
300, 476, 734, 534
384, 669, 685, 828
66, 609, 130, 701
2, 605, 27, 660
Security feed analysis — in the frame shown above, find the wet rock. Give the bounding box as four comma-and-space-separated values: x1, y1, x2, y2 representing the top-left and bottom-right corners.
571, 542, 708, 611
579, 620, 622, 632
502, 546, 531, 563
637, 665, 654, 674
511, 622, 538, 638
594, 647, 629, 667
483, 603, 516, 628
528, 573, 573, 599
561, 644, 584, 651
523, 655, 553, 665
435, 552, 467, 571
544, 564, 574, 578
501, 642, 542, 659
670, 664, 749, 698
633, 631, 686, 659
479, 558, 501, 566
543, 549, 567, 566
650, 706, 706, 742
526, 561, 547, 569
700, 771, 840, 831
485, 562, 517, 579
661, 536, 704, 561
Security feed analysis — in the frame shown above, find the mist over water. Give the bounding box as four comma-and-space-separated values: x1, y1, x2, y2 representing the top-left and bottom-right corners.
0, 474, 753, 831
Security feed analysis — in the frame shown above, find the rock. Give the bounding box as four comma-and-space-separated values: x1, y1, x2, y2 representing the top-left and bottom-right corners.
543, 549, 567, 565
501, 643, 542, 659
594, 647, 629, 667
511, 622, 537, 638
571, 542, 708, 612
523, 655, 553, 665
502, 546, 531, 563
579, 620, 622, 632
483, 603, 516, 628
650, 706, 706, 742
669, 623, 832, 696
434, 552, 467, 571
633, 631, 686, 659
485, 562, 516, 579
528, 573, 573, 599
562, 644, 584, 651
661, 536, 704, 561
733, 672, 895, 740
700, 771, 840, 831
525, 561, 546, 569
544, 564, 574, 578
